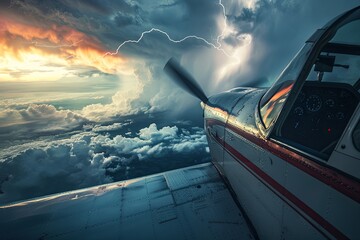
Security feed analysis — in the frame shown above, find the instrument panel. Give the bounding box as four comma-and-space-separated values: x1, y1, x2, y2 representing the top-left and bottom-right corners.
282, 82, 360, 158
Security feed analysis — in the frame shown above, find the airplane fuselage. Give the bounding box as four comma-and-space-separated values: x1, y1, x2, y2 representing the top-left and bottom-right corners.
204, 87, 360, 239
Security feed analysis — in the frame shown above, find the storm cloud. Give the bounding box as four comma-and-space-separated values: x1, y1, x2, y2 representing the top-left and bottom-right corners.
2, 0, 359, 118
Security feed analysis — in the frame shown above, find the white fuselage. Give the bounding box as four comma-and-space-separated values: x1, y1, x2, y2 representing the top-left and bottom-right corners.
204, 88, 360, 240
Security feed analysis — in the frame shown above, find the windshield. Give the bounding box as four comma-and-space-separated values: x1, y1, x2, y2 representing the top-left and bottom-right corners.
260, 44, 312, 128
275, 9, 360, 160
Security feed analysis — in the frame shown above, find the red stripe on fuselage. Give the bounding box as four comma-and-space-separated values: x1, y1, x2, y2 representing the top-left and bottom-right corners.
206, 118, 360, 204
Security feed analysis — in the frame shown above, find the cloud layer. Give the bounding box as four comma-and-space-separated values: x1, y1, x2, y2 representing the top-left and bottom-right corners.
0, 104, 89, 146
0, 122, 209, 204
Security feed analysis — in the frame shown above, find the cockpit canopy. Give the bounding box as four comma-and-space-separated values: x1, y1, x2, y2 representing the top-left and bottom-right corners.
259, 7, 360, 162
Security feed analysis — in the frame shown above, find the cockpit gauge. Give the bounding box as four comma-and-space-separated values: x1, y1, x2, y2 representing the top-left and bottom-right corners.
325, 98, 335, 108
336, 111, 345, 120
306, 95, 322, 112
294, 107, 304, 116
326, 112, 334, 120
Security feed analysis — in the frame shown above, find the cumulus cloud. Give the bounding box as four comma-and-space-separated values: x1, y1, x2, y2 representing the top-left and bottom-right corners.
89, 123, 208, 160
0, 122, 209, 204
0, 104, 89, 143
81, 71, 145, 121
90, 122, 129, 132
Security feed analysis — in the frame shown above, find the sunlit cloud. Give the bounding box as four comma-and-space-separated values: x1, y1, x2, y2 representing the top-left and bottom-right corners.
0, 16, 129, 82
81, 72, 145, 122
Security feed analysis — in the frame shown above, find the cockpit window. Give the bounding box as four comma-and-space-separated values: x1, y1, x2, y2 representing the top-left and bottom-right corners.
278, 16, 360, 160
260, 81, 293, 128
259, 44, 312, 128
307, 19, 360, 86
330, 19, 360, 45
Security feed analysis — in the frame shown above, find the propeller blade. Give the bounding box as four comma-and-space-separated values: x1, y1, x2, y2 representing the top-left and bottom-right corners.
164, 58, 208, 103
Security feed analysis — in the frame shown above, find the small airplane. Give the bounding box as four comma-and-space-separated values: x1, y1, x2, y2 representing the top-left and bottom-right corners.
1, 5, 359, 240
164, 5, 360, 239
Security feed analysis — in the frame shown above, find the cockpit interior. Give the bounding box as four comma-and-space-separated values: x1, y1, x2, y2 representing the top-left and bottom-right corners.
279, 20, 360, 160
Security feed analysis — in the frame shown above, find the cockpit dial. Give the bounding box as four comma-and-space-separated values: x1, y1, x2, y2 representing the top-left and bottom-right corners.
294, 107, 304, 116
325, 98, 335, 108
305, 95, 322, 112
282, 82, 360, 159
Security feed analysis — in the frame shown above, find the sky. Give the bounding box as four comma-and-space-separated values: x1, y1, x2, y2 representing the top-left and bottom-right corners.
0, 0, 359, 204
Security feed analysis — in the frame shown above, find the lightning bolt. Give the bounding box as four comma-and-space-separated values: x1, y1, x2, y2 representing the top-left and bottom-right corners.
104, 0, 233, 58
216, 0, 228, 50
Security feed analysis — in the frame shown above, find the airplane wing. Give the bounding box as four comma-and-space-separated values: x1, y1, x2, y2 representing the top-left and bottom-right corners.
0, 163, 255, 240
